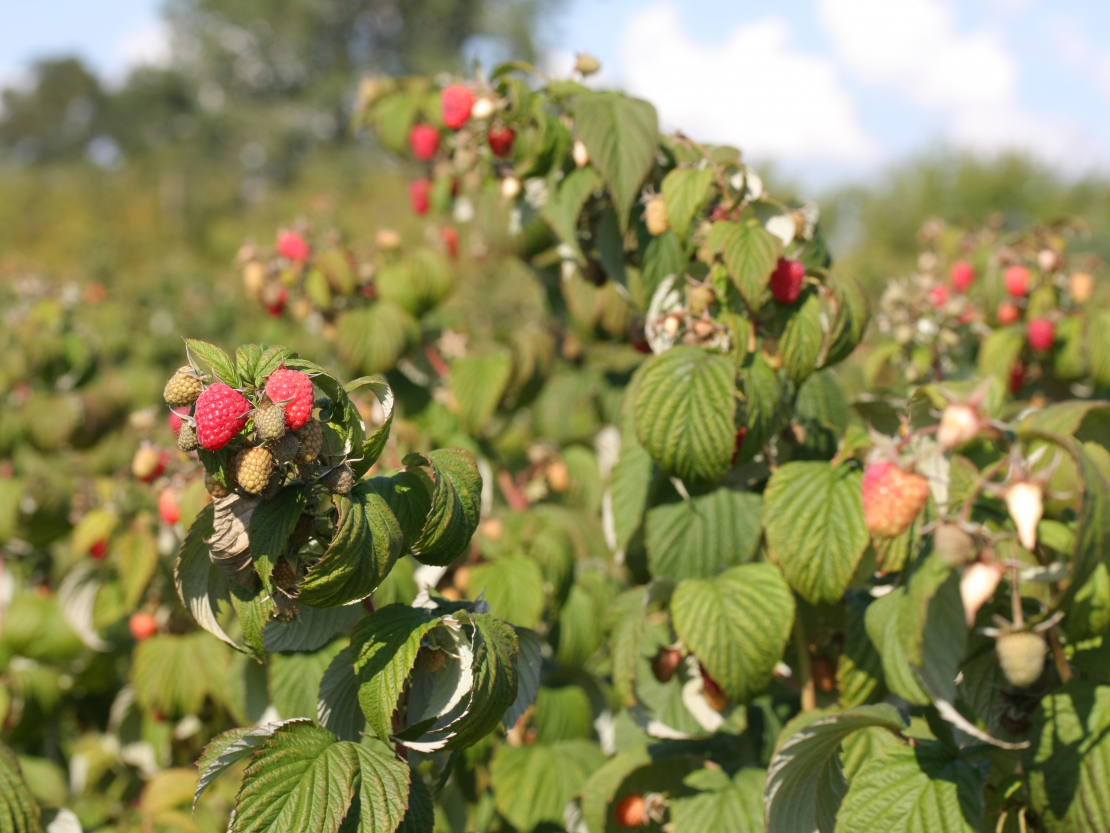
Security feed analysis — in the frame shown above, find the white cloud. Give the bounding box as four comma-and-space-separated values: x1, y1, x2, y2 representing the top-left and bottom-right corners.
116, 19, 170, 74
618, 4, 878, 164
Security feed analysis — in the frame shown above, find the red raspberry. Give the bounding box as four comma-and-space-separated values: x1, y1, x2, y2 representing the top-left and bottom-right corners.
769, 258, 805, 304
194, 383, 251, 451
861, 461, 929, 538
950, 260, 975, 292
1004, 265, 1029, 297
440, 227, 459, 258
1026, 318, 1055, 352
441, 84, 475, 129
159, 487, 180, 525
129, 612, 158, 641
997, 301, 1021, 325
614, 794, 647, 828
487, 125, 515, 157
410, 179, 431, 215
89, 539, 108, 560
265, 368, 314, 430
277, 231, 309, 262
408, 123, 440, 161
928, 285, 948, 308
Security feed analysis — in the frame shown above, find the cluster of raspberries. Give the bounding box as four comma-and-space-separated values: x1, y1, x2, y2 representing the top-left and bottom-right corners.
164, 364, 352, 498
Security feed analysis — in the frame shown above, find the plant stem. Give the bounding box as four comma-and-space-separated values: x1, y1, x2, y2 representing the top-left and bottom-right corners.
1048, 629, 1072, 684
793, 615, 816, 712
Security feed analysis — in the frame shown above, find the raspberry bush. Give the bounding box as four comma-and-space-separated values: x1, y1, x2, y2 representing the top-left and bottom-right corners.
2, 59, 1110, 833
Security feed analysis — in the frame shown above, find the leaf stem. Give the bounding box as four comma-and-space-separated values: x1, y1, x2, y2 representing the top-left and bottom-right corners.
793, 614, 816, 712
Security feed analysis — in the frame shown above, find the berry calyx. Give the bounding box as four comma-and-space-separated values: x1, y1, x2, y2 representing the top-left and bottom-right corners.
1004, 265, 1030, 297
159, 488, 180, 525
487, 125, 515, 157
410, 178, 431, 215
997, 301, 1021, 326
194, 383, 251, 451
644, 196, 669, 236
265, 368, 314, 430
950, 260, 975, 292
770, 258, 806, 305
440, 84, 475, 129
408, 123, 440, 161
276, 231, 310, 262
996, 631, 1047, 688
651, 646, 682, 683
1026, 318, 1055, 352
233, 447, 275, 495
163, 367, 203, 407
129, 612, 158, 641
861, 461, 930, 538
928, 284, 948, 308
614, 794, 647, 828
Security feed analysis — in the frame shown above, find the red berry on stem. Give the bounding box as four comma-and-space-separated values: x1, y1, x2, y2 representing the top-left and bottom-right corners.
159, 488, 180, 525
1026, 318, 1055, 352
769, 258, 805, 304
440, 227, 459, 258
129, 612, 158, 641
89, 539, 108, 560
276, 231, 310, 262
861, 461, 930, 538
441, 85, 475, 129
265, 368, 315, 430
487, 125, 515, 157
997, 301, 1020, 326
408, 123, 440, 161
410, 178, 431, 215
614, 794, 647, 828
950, 260, 975, 292
1004, 265, 1029, 297
194, 383, 251, 451
928, 285, 948, 308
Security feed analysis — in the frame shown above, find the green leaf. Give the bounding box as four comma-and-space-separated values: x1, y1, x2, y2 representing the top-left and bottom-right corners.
645, 488, 762, 581
502, 627, 543, 730
762, 461, 868, 605
132, 632, 223, 718
255, 345, 296, 386
824, 275, 870, 367
607, 587, 648, 707
195, 721, 298, 810
337, 302, 419, 377
490, 740, 607, 831
248, 486, 307, 588
738, 353, 784, 463
553, 579, 609, 667
395, 771, 434, 833
351, 605, 438, 741
610, 441, 654, 553
574, 91, 659, 233
349, 377, 394, 479
186, 338, 241, 387
1092, 310, 1110, 386
1032, 682, 1110, 832
532, 686, 595, 743
635, 346, 737, 485
0, 742, 40, 833
899, 555, 966, 702
542, 166, 602, 262
977, 326, 1024, 385
838, 593, 886, 708
350, 740, 411, 833
450, 352, 512, 435
118, 527, 158, 609
641, 230, 686, 301
782, 292, 823, 386
864, 589, 928, 706
236, 343, 263, 382
706, 220, 780, 312
298, 482, 403, 608
174, 504, 238, 652
670, 768, 765, 833
318, 648, 366, 742
764, 704, 908, 833
270, 641, 346, 721
367, 473, 432, 550
468, 556, 546, 629
837, 743, 982, 833
263, 604, 362, 654
596, 206, 628, 285
662, 167, 715, 241
443, 613, 519, 750
671, 562, 794, 703
230, 580, 276, 662
402, 449, 482, 567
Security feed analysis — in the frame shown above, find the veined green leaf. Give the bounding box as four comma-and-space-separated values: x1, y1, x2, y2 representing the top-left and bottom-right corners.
646, 488, 762, 581
490, 740, 606, 831
185, 338, 241, 387
0, 743, 40, 833
661, 167, 714, 241
706, 220, 780, 312
403, 448, 482, 567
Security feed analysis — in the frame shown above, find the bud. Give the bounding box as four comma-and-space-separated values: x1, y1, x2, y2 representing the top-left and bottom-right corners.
1006, 480, 1044, 551
500, 176, 521, 200
470, 96, 495, 120
937, 403, 981, 450
574, 53, 601, 76
961, 561, 1003, 626
572, 139, 590, 168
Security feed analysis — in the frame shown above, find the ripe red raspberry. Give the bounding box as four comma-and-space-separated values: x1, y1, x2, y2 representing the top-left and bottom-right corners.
129, 612, 158, 641
440, 84, 475, 129
769, 258, 805, 304
950, 260, 975, 292
265, 368, 314, 430
233, 446, 275, 495
440, 226, 459, 259
862, 461, 929, 538
1004, 265, 1029, 297
194, 383, 251, 451
1026, 317, 1055, 352
159, 487, 180, 525
163, 367, 203, 407
487, 125, 515, 157
408, 123, 440, 161
614, 794, 647, 828
410, 178, 431, 215
997, 301, 1021, 326
277, 231, 310, 262
294, 419, 324, 463
928, 285, 948, 308
89, 539, 108, 560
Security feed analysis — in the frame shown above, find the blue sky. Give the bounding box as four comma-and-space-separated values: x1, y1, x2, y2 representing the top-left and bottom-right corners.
3, 0, 1109, 187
